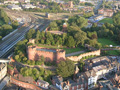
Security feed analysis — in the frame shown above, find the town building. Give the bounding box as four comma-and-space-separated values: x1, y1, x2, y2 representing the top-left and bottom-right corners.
99, 80, 119, 90
98, 8, 114, 17
7, 5, 22, 10
27, 39, 65, 63
0, 63, 9, 90
22, 4, 36, 9
51, 56, 119, 90
59, 1, 73, 8
4, 0, 19, 4
36, 79, 49, 89
0, 63, 7, 81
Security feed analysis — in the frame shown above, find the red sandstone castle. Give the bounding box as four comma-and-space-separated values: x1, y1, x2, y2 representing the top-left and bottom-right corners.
27, 39, 65, 63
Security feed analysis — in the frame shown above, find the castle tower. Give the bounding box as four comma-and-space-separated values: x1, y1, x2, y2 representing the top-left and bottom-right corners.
69, 1, 73, 8
56, 49, 65, 63
29, 39, 35, 44
27, 46, 36, 60
62, 23, 67, 32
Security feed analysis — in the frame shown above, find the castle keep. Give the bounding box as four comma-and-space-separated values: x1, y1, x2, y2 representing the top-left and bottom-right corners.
27, 39, 65, 63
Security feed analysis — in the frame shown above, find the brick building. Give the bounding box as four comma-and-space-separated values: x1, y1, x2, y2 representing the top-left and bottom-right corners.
27, 39, 65, 63
98, 8, 114, 17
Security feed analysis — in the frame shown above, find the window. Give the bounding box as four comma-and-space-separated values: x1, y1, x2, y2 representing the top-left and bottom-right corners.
77, 85, 79, 89
72, 87, 74, 90
81, 84, 83, 88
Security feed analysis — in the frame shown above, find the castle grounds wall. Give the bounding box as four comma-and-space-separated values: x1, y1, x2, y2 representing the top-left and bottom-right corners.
10, 77, 42, 90
27, 46, 65, 62
67, 50, 100, 61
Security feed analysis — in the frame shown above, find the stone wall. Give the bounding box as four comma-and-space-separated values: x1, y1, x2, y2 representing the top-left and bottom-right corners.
67, 49, 100, 61
10, 77, 42, 90
27, 46, 65, 63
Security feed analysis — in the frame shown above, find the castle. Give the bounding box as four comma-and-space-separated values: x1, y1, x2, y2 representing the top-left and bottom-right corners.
27, 39, 65, 63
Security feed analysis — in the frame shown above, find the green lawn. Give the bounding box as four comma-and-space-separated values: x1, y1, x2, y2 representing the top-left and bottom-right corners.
98, 38, 117, 46
99, 18, 113, 24
106, 50, 120, 56
37, 44, 83, 54
63, 48, 83, 54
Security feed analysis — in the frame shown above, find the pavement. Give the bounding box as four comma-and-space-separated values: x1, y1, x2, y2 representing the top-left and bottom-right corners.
65, 51, 86, 57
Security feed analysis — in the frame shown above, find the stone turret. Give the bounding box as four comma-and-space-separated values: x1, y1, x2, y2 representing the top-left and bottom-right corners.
27, 46, 36, 60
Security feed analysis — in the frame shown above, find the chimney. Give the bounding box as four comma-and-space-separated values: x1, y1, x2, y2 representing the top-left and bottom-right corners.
77, 79, 79, 83
67, 81, 70, 86
82, 78, 84, 83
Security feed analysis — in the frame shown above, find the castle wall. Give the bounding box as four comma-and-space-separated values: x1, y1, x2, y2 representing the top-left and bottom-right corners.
35, 50, 56, 62
27, 46, 36, 60
27, 46, 65, 63
10, 77, 42, 90
67, 50, 100, 61
56, 50, 65, 63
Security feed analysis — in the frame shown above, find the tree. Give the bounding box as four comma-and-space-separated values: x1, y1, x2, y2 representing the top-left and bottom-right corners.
15, 55, 19, 60
74, 31, 87, 46
36, 30, 40, 44
49, 21, 58, 30
12, 20, 19, 29
56, 60, 75, 78
68, 15, 88, 29
78, 60, 85, 72
26, 29, 35, 39
66, 36, 75, 48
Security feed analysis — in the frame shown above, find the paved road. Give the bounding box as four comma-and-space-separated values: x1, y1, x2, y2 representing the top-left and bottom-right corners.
65, 51, 86, 57
94, 0, 103, 13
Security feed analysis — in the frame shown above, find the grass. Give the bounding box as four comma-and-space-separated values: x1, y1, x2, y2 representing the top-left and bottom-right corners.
106, 50, 120, 56
37, 44, 83, 54
99, 18, 113, 24
98, 38, 117, 46
62, 48, 83, 54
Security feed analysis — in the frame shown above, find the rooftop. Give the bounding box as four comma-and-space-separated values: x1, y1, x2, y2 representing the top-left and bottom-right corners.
99, 80, 118, 90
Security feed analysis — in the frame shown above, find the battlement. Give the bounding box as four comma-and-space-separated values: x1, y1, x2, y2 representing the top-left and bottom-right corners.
27, 45, 65, 63
67, 49, 100, 61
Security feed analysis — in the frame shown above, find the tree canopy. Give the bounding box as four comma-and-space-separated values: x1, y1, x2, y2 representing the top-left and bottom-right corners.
56, 60, 75, 78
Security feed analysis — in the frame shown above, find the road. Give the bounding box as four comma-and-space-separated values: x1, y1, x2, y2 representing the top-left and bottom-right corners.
94, 0, 103, 14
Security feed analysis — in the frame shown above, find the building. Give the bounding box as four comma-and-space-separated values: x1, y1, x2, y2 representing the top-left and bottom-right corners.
24, 0, 30, 3
22, 4, 36, 9
7, 5, 22, 10
4, 0, 19, 4
46, 13, 50, 18
0, 63, 7, 81
98, 8, 114, 17
99, 80, 119, 90
36, 79, 49, 89
27, 39, 65, 63
59, 1, 73, 8
52, 56, 119, 90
